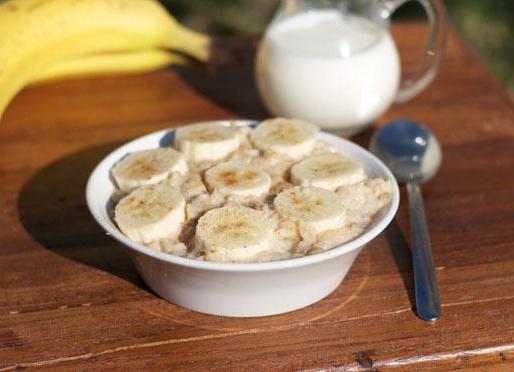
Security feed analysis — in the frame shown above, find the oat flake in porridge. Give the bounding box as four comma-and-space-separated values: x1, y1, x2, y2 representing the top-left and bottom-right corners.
112, 118, 393, 263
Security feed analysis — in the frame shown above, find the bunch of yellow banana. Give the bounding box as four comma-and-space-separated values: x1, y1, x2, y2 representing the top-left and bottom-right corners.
0, 0, 211, 119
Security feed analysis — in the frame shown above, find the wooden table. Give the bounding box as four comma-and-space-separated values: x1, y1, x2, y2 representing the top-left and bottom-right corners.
1, 22, 514, 371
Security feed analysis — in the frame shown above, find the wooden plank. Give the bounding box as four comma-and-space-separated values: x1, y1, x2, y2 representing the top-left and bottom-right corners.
4, 298, 514, 370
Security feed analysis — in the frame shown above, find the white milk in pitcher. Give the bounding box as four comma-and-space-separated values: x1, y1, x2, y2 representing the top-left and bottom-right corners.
256, 10, 400, 132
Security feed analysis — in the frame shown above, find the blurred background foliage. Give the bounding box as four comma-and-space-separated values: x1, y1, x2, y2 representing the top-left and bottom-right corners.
160, 0, 513, 98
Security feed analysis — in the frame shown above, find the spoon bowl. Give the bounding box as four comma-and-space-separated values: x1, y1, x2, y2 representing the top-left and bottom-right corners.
369, 119, 442, 183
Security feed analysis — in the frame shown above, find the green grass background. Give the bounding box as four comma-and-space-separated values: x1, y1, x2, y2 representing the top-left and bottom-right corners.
160, 0, 513, 98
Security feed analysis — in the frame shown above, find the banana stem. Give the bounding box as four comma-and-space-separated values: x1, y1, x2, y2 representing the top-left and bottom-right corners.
165, 23, 210, 62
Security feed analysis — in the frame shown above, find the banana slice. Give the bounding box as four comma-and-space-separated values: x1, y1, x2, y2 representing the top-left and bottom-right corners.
112, 148, 187, 192
195, 206, 274, 262
175, 123, 240, 162
250, 118, 319, 159
205, 161, 271, 197
274, 186, 345, 235
115, 183, 186, 244
291, 153, 366, 191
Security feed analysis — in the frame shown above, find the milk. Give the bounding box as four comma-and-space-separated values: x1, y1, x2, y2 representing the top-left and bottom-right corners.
256, 10, 400, 132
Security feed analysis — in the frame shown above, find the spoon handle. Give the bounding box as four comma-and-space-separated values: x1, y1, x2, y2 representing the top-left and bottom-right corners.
407, 182, 441, 321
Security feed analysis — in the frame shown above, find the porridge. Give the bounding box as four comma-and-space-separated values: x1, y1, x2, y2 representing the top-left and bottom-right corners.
111, 118, 392, 263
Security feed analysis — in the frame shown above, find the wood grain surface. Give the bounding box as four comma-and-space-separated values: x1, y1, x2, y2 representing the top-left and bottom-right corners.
1, 22, 514, 371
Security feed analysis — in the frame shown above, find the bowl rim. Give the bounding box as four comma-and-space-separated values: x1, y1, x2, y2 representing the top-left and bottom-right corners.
86, 120, 400, 272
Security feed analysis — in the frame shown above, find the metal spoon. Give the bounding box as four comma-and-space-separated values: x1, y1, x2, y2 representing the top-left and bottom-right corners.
370, 119, 442, 321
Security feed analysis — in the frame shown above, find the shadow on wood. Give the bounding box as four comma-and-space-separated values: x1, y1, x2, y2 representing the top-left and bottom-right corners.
350, 126, 416, 313
17, 142, 146, 288
175, 37, 269, 120
350, 125, 376, 147
384, 219, 416, 312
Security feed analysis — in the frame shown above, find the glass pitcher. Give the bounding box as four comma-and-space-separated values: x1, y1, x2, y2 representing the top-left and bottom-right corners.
255, 0, 447, 134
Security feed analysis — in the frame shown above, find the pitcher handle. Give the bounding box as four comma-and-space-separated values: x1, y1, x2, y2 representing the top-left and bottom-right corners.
380, 0, 448, 102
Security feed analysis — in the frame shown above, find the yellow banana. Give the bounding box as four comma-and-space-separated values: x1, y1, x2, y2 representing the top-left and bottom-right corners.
33, 49, 188, 84
0, 0, 210, 119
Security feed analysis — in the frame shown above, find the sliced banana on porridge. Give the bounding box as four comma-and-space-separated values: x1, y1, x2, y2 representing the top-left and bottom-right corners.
110, 119, 393, 262
111, 148, 188, 192
114, 183, 185, 244
250, 118, 319, 159
175, 122, 240, 162
205, 161, 271, 197
195, 206, 274, 263
274, 186, 346, 235
291, 153, 366, 191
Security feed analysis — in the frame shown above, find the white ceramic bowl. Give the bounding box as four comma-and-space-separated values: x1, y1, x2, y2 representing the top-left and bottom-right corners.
86, 120, 399, 317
